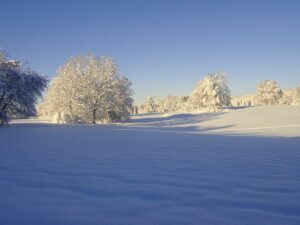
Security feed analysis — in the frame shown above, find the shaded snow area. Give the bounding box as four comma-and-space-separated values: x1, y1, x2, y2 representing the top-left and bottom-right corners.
126, 106, 300, 137
1, 106, 300, 225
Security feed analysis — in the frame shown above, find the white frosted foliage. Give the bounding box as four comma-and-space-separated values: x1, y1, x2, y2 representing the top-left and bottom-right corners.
39, 55, 133, 124
188, 72, 231, 111
255, 80, 283, 106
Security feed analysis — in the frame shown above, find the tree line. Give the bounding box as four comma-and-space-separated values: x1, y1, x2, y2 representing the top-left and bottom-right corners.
1, 50, 299, 125
138, 74, 300, 114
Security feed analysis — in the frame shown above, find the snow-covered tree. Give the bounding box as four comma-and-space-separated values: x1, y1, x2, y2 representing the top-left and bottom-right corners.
139, 96, 158, 113
138, 95, 189, 114
279, 93, 293, 105
188, 72, 231, 111
157, 95, 189, 112
255, 80, 283, 106
292, 87, 300, 105
39, 55, 133, 124
0, 52, 48, 125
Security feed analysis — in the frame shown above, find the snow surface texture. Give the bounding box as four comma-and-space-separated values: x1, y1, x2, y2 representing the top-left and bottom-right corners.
1, 106, 300, 225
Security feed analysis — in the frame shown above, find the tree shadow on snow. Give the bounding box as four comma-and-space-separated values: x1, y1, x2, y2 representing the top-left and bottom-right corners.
126, 112, 235, 133
129, 112, 224, 126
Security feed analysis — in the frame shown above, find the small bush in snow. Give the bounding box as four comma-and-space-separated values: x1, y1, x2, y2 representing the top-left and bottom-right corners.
255, 80, 283, 106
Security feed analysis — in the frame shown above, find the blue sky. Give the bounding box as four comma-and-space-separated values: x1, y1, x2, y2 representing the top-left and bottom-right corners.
1, 0, 299, 103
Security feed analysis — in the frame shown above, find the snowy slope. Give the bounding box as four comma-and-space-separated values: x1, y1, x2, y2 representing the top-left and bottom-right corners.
0, 106, 300, 225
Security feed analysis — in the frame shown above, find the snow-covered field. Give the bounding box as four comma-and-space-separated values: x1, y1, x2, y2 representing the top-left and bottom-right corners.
1, 106, 300, 225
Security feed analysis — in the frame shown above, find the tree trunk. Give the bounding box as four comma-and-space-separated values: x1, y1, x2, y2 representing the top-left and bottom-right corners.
0, 103, 8, 125
92, 109, 96, 124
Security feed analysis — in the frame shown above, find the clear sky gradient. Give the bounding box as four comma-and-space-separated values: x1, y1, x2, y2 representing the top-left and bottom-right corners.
1, 0, 299, 103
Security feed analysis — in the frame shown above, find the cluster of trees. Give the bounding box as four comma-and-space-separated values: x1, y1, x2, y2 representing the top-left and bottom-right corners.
139, 74, 300, 115
0, 51, 48, 125
277, 87, 300, 105
232, 80, 300, 107
138, 95, 189, 114
139, 72, 231, 113
0, 51, 133, 125
38, 55, 133, 124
